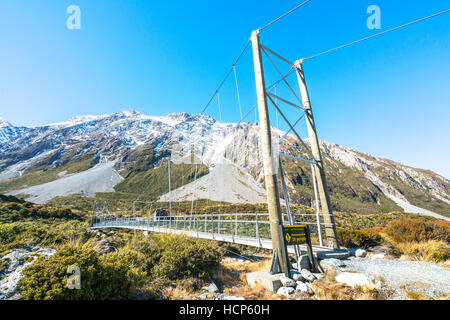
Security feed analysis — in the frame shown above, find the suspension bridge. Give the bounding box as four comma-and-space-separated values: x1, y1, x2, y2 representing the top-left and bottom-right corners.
92, 2, 450, 273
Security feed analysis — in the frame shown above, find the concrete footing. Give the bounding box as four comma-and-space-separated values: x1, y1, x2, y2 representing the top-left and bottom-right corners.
246, 270, 284, 293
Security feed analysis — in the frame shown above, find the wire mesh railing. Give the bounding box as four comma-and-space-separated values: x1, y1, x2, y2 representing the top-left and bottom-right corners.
92, 212, 334, 246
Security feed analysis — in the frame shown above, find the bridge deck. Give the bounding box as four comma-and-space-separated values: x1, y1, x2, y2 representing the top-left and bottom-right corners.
92, 222, 348, 259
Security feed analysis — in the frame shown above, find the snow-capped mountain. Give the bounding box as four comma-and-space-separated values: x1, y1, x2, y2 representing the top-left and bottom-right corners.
0, 110, 449, 220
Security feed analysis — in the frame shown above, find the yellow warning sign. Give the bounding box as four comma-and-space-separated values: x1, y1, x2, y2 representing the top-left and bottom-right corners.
283, 225, 307, 245
285, 233, 291, 242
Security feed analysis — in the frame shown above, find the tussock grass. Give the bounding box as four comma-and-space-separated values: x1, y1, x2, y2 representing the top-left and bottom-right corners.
391, 240, 449, 263
231, 282, 275, 300
213, 256, 279, 300
400, 282, 434, 300
221, 256, 272, 273
311, 270, 393, 300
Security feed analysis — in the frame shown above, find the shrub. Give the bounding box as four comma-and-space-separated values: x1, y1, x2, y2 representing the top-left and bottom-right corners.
337, 229, 383, 249
126, 235, 160, 272
384, 219, 450, 243
223, 244, 241, 257
19, 244, 145, 300
98, 247, 147, 297
0, 224, 15, 244
388, 240, 449, 263
0, 201, 82, 223
151, 234, 222, 280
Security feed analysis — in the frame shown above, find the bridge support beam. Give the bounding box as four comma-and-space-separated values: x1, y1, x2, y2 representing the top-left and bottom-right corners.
251, 29, 290, 276
294, 60, 339, 248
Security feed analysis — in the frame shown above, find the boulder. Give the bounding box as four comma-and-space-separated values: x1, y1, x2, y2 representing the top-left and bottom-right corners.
300, 269, 317, 282
355, 249, 367, 257
279, 276, 296, 287
202, 281, 219, 293
335, 272, 370, 288
198, 292, 209, 300
348, 248, 367, 258
214, 293, 245, 300
319, 258, 345, 272
277, 286, 295, 297
295, 281, 312, 293
312, 273, 324, 280
96, 240, 115, 255
0, 247, 56, 300
290, 270, 304, 282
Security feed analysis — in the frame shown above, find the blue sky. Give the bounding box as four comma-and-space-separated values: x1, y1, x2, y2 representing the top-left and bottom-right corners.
0, 0, 449, 178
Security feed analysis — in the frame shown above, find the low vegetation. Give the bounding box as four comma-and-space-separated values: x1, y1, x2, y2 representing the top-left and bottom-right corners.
336, 218, 450, 264
0, 196, 224, 300
311, 269, 393, 300
19, 243, 145, 300
338, 229, 383, 249
383, 219, 450, 243
382, 219, 450, 263
1, 191, 449, 300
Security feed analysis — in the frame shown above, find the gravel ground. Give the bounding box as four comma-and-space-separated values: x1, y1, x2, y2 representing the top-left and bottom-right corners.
340, 256, 450, 299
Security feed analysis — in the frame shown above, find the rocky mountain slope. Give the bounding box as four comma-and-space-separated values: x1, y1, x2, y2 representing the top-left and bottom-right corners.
0, 110, 449, 219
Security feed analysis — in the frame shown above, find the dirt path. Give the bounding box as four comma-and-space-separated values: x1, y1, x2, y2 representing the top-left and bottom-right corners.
340, 256, 450, 299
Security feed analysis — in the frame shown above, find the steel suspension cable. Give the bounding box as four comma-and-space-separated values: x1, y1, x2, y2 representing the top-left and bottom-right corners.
233, 66, 243, 120
259, 0, 313, 31
236, 67, 295, 126
201, 39, 251, 115
303, 9, 450, 61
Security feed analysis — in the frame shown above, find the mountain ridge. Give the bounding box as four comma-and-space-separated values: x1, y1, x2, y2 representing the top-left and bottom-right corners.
1, 110, 449, 219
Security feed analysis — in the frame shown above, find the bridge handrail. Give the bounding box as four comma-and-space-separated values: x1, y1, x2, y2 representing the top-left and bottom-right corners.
92, 211, 334, 248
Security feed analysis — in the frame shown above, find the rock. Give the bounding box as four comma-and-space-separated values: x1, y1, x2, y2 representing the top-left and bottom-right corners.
198, 292, 209, 299
280, 276, 296, 287
202, 281, 219, 293
214, 293, 245, 300
300, 269, 317, 282
295, 281, 312, 293
96, 240, 115, 255
88, 229, 102, 237
290, 270, 304, 282
277, 286, 295, 297
143, 231, 149, 236
312, 273, 324, 280
0, 247, 56, 300
319, 258, 345, 272
335, 272, 370, 288
355, 249, 367, 257
348, 248, 367, 258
